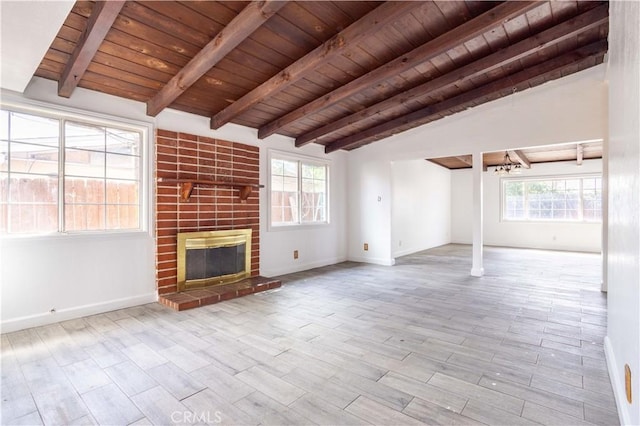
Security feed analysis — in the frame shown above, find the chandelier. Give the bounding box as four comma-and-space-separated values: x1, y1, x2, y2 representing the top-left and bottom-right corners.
494, 151, 522, 175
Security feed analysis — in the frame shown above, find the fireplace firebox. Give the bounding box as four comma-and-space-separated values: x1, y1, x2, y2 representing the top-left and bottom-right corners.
177, 229, 252, 291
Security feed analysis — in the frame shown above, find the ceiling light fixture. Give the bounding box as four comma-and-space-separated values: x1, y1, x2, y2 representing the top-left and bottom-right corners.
494, 151, 522, 175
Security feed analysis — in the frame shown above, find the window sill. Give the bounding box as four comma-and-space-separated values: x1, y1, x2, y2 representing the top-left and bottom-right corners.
1, 230, 151, 242
500, 219, 602, 224
268, 222, 331, 232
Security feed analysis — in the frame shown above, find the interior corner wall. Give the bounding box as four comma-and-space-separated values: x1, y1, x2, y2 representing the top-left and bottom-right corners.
451, 159, 603, 253
346, 65, 607, 267
391, 159, 451, 258
0, 90, 157, 334
1, 77, 347, 332
605, 1, 640, 425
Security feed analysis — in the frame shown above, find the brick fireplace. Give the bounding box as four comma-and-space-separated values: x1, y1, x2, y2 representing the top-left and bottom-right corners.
154, 130, 279, 310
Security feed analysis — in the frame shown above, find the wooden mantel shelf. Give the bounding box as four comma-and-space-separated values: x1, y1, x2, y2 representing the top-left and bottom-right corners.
157, 178, 264, 201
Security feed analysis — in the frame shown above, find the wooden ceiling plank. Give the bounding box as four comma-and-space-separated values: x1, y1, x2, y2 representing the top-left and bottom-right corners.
210, 1, 421, 130
577, 143, 584, 165
259, 1, 542, 139
146, 1, 286, 117
58, 0, 125, 98
508, 150, 532, 169
325, 40, 607, 153
295, 4, 608, 147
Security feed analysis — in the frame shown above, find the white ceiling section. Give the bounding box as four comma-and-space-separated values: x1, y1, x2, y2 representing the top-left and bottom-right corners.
0, 0, 74, 92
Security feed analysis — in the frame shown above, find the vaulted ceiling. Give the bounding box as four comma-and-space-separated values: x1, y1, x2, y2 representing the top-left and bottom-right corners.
35, 1, 609, 153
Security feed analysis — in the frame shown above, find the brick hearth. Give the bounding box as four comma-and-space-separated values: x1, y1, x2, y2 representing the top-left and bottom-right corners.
158, 276, 281, 311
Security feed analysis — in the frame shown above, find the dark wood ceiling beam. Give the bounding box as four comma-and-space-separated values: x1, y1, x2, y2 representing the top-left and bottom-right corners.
259, 0, 541, 140
509, 150, 531, 169
325, 40, 608, 153
146, 1, 286, 117
58, 0, 125, 98
295, 5, 609, 147
209, 1, 419, 130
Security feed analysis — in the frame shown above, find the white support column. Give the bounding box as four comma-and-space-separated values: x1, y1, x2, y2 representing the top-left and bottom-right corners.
470, 151, 484, 277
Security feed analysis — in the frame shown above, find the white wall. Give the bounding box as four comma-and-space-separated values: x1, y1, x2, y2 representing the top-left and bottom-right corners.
347, 157, 393, 265
1, 88, 157, 333
451, 159, 603, 253
347, 65, 608, 265
258, 142, 348, 277
451, 169, 473, 244
391, 159, 451, 258
605, 2, 640, 425
0, 77, 348, 331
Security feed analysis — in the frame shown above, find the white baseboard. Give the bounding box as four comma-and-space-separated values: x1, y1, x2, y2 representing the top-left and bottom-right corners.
347, 255, 395, 266
261, 256, 347, 278
1, 292, 158, 333
392, 246, 426, 259
604, 336, 630, 426
392, 242, 451, 259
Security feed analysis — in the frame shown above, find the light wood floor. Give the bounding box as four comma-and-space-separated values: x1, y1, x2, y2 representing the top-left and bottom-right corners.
1, 244, 619, 425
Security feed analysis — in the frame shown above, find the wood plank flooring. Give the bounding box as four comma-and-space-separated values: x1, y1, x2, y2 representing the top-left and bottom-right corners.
1, 244, 619, 425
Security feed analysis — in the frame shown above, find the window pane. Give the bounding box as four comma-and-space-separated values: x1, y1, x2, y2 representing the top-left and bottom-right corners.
271, 175, 283, 191
65, 204, 105, 231
9, 204, 58, 234
283, 160, 297, 177
65, 121, 104, 151
0, 172, 7, 233
301, 164, 313, 179
10, 112, 59, 146
106, 179, 138, 204
271, 159, 284, 176
65, 149, 105, 178
301, 163, 327, 223
284, 192, 298, 223
283, 176, 297, 192
0, 140, 7, 172
65, 178, 105, 204
301, 178, 313, 193
9, 142, 58, 175
504, 181, 524, 220
106, 128, 140, 155
0, 110, 8, 140
106, 153, 138, 179
7, 174, 58, 233
270, 157, 327, 226
504, 176, 601, 223
107, 204, 139, 229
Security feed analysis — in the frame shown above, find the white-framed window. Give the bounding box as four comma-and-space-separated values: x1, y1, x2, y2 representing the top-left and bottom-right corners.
269, 150, 329, 228
0, 105, 146, 235
502, 175, 602, 222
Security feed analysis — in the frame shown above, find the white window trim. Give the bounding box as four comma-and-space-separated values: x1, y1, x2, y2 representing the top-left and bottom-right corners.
500, 173, 602, 224
0, 93, 153, 238
267, 149, 330, 231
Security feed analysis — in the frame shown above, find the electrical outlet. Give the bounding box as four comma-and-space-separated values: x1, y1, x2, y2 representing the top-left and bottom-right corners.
293, 250, 299, 259
364, 243, 369, 251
